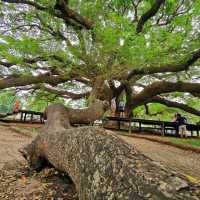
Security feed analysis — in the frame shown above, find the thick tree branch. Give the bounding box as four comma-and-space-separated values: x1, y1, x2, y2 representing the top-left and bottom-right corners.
0, 60, 14, 68
136, 0, 165, 33
73, 77, 92, 86
0, 56, 49, 69
42, 85, 91, 100
126, 48, 200, 80
0, 74, 69, 89
123, 81, 133, 115
131, 81, 200, 108
1, 0, 46, 10
2, 0, 94, 29
17, 83, 91, 99
148, 96, 200, 116
55, 0, 93, 29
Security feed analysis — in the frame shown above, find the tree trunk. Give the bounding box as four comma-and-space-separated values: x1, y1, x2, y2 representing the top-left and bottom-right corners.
68, 100, 108, 124
21, 104, 199, 200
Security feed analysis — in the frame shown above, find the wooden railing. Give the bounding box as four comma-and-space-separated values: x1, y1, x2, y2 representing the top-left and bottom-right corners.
19, 110, 44, 123
104, 116, 200, 137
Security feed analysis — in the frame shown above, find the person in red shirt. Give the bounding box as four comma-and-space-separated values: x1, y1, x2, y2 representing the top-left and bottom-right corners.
13, 100, 21, 113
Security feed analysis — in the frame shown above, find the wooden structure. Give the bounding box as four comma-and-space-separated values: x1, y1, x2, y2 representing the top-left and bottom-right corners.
105, 116, 200, 137
19, 110, 44, 123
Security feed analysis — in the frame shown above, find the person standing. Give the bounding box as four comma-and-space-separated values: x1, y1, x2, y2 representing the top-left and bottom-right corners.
118, 100, 125, 118
110, 97, 116, 117
175, 113, 188, 138
12, 99, 21, 113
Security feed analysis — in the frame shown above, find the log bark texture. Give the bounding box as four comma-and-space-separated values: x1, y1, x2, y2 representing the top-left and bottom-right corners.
22, 104, 200, 200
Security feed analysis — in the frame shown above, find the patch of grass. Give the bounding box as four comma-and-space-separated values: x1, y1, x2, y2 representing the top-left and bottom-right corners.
170, 138, 200, 148
22, 127, 39, 134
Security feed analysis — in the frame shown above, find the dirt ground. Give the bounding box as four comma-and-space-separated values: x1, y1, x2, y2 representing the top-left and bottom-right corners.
119, 134, 200, 181
0, 124, 200, 199
0, 125, 32, 170
0, 124, 77, 200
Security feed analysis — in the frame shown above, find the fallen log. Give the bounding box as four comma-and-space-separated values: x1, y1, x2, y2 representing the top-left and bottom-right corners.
21, 104, 199, 200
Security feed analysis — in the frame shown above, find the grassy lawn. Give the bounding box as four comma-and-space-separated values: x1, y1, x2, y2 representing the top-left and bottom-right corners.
170, 138, 200, 148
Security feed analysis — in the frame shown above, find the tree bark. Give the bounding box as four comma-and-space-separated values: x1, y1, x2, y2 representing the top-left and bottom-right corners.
123, 82, 134, 117
21, 104, 199, 200
68, 100, 109, 124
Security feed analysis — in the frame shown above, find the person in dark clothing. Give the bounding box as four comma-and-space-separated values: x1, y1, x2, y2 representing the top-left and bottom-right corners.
176, 113, 187, 125
175, 113, 188, 137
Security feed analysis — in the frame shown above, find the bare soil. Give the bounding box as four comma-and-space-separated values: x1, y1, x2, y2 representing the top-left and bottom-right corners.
0, 124, 77, 200
0, 125, 32, 170
119, 133, 200, 182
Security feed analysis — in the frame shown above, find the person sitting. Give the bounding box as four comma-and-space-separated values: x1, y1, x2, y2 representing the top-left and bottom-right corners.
175, 113, 188, 138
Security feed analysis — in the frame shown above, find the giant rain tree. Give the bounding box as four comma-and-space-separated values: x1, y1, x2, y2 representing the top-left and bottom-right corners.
0, 0, 200, 199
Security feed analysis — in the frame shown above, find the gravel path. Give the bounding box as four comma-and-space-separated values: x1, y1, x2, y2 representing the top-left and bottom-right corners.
119, 134, 200, 180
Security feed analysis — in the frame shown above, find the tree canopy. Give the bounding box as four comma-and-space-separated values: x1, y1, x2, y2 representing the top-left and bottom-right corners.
0, 0, 199, 121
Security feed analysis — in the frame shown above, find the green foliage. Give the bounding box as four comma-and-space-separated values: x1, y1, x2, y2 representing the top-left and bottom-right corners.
38, 0, 56, 8
1, 0, 200, 77
0, 90, 17, 113
0, 35, 43, 66
25, 90, 65, 111
133, 103, 200, 123
186, 97, 200, 110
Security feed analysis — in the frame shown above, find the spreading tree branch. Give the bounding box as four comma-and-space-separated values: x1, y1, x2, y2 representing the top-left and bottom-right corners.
17, 84, 91, 99
0, 60, 14, 68
1, 0, 45, 9
0, 74, 69, 89
155, 0, 192, 27
0, 56, 51, 68
131, 81, 200, 108
55, 0, 93, 29
2, 0, 94, 29
136, 0, 165, 33
41, 85, 91, 100
126, 48, 200, 80
147, 96, 200, 116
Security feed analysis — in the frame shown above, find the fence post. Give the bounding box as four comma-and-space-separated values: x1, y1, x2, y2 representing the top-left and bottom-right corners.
129, 118, 133, 134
